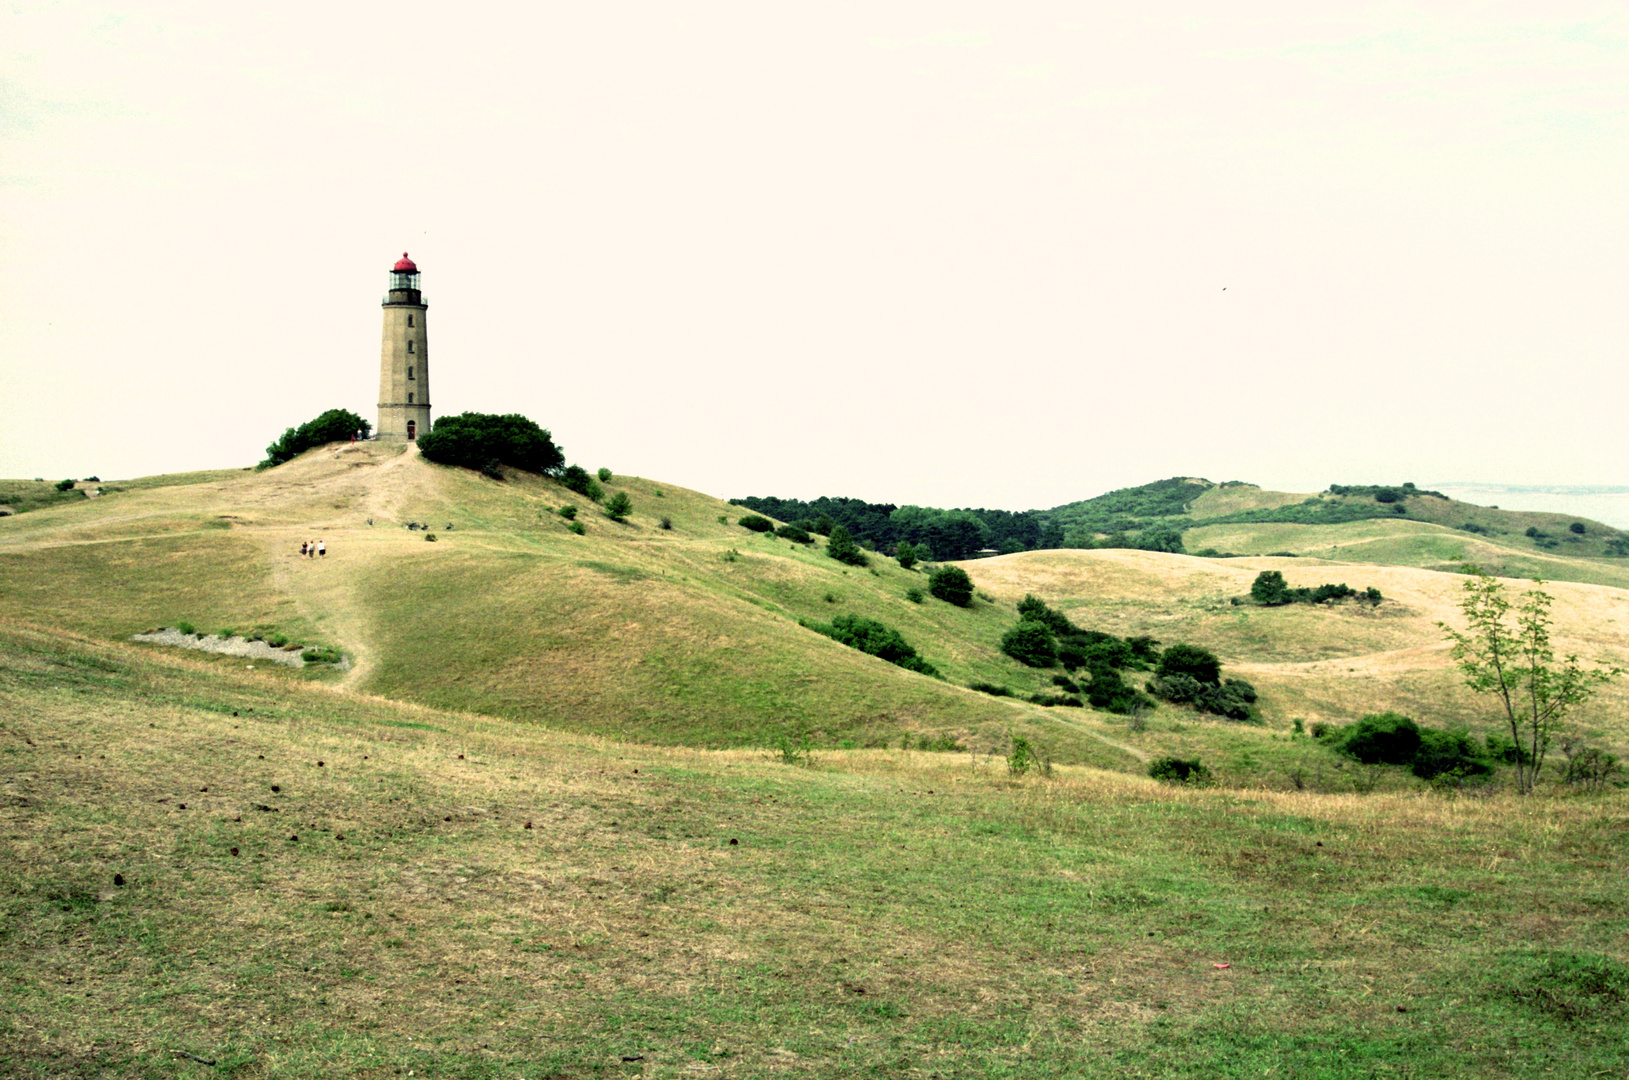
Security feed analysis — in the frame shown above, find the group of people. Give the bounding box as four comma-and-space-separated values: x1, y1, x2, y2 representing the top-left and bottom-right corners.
299, 539, 327, 559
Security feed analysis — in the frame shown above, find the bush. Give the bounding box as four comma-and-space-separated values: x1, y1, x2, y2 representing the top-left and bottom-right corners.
54, 478, 76, 492
597, 467, 613, 482
1251, 570, 1293, 605
905, 587, 924, 604
1001, 620, 1057, 667
416, 413, 564, 476
1008, 736, 1036, 776
826, 524, 869, 567
1028, 693, 1083, 708
896, 541, 918, 570
1569, 521, 1587, 535
558, 504, 577, 520
175, 621, 196, 636
1411, 728, 1493, 781
1052, 674, 1081, 693
261, 408, 372, 467
775, 524, 813, 544
604, 491, 632, 521
738, 514, 773, 533
660, 516, 673, 530
1148, 757, 1210, 784
1083, 667, 1154, 714
300, 645, 344, 665
560, 465, 603, 501
1340, 712, 1422, 765
804, 613, 939, 677
1157, 644, 1221, 685
567, 520, 585, 535
928, 565, 974, 607
969, 682, 1010, 697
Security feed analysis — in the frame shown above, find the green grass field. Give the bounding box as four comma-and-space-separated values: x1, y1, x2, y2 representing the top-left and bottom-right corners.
4, 623, 1627, 1078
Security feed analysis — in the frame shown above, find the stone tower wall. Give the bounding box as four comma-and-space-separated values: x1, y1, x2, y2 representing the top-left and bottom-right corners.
377, 299, 430, 440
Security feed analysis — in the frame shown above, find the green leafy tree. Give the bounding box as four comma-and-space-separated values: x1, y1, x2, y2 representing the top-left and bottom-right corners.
1156, 644, 1222, 685
896, 541, 918, 570
1439, 571, 1621, 794
262, 408, 371, 467
826, 524, 869, 567
417, 413, 564, 476
1001, 620, 1057, 667
928, 565, 974, 607
604, 491, 632, 521
1250, 570, 1293, 605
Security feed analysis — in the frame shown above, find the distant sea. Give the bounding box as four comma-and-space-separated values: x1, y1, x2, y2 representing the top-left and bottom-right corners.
1429, 484, 1629, 530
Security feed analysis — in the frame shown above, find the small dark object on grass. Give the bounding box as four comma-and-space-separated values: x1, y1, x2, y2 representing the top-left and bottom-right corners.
317, 760, 324, 767
730, 838, 739, 845
524, 821, 533, 829
289, 835, 298, 842
621, 1055, 644, 1063
113, 873, 124, 887
270, 784, 280, 792
172, 1052, 216, 1066
1396, 1005, 1408, 1012
335, 834, 344, 841
233, 816, 241, 822
230, 847, 239, 856
178, 803, 187, 809
258, 754, 264, 759
200, 786, 207, 792
457, 754, 464, 759
444, 816, 452, 822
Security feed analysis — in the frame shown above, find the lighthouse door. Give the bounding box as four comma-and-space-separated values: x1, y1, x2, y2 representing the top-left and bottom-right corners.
407, 420, 416, 441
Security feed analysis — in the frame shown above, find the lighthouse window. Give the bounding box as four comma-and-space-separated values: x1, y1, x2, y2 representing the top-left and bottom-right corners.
407, 341, 415, 353
407, 315, 414, 327
407, 366, 414, 380
408, 393, 414, 404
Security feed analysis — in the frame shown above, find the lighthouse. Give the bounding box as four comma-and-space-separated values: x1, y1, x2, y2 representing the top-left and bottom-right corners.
377, 253, 430, 441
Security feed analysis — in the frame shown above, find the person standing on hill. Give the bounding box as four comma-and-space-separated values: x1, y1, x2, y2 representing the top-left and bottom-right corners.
300, 541, 308, 557
318, 540, 326, 558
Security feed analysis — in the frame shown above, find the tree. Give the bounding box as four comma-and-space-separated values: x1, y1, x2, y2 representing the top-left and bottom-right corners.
1250, 570, 1293, 605
417, 413, 565, 476
895, 541, 918, 570
1439, 571, 1621, 794
262, 408, 371, 467
1001, 620, 1057, 667
1156, 643, 1221, 685
928, 565, 974, 607
604, 491, 632, 521
825, 524, 869, 567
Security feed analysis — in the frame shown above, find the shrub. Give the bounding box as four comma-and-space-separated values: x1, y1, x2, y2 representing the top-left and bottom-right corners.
660, 516, 673, 530
175, 621, 196, 636
1027, 693, 1083, 708
738, 514, 773, 533
775, 524, 813, 544
261, 408, 372, 467
597, 467, 613, 482
1148, 757, 1210, 784
1340, 712, 1422, 765
84, 475, 99, 482
604, 491, 633, 521
558, 504, 578, 520
1085, 667, 1155, 714
896, 541, 918, 570
1157, 644, 1222, 685
916, 734, 968, 753
1001, 620, 1057, 667
1008, 736, 1035, 776
1411, 727, 1493, 780
264, 632, 289, 648
928, 565, 974, 607
1052, 675, 1081, 693
969, 682, 1010, 697
425, 532, 437, 541
300, 645, 344, 665
567, 520, 585, 535
417, 413, 564, 475
804, 613, 939, 677
54, 478, 77, 492
905, 587, 924, 604
1364, 586, 1383, 604
1570, 521, 1587, 535
825, 524, 869, 567
1251, 570, 1293, 605
1556, 742, 1625, 791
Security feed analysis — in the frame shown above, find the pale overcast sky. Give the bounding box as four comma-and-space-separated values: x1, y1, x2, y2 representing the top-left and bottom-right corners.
2, 2, 1624, 509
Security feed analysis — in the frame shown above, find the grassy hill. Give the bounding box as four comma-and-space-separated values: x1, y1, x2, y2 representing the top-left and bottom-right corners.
4, 451, 1629, 1076
3, 446, 1628, 777
4, 622, 1627, 1078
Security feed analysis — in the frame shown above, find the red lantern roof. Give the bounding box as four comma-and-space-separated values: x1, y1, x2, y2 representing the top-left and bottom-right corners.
393, 252, 418, 272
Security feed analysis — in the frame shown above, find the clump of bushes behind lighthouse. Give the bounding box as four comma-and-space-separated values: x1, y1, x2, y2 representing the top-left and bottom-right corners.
261, 409, 371, 467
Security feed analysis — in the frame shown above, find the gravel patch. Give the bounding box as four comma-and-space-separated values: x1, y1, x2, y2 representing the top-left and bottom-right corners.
129, 629, 350, 670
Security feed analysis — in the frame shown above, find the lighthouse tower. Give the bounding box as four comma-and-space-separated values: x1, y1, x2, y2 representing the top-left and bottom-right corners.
377, 253, 430, 441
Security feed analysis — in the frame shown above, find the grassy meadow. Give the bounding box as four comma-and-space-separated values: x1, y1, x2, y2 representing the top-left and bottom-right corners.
4, 623, 1628, 1078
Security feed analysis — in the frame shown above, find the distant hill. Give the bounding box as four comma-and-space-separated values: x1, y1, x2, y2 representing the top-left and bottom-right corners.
735, 477, 1629, 579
